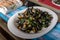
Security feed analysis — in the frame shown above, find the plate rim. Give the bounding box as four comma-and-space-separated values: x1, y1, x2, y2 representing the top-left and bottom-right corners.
52, 0, 60, 6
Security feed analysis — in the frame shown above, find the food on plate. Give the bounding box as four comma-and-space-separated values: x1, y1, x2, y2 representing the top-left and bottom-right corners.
52, 0, 60, 5
15, 7, 53, 34
0, 0, 22, 10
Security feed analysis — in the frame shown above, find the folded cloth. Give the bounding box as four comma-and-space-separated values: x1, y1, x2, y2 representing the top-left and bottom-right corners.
0, 6, 60, 40
0, 12, 9, 22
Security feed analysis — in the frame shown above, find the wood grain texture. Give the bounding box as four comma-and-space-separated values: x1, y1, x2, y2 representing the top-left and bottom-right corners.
0, 33, 7, 40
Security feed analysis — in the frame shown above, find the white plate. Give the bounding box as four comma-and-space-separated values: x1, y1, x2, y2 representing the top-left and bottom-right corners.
52, 0, 60, 6
7, 6, 58, 39
0, 0, 23, 15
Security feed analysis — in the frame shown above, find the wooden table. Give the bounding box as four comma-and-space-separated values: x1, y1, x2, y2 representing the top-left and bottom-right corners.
0, 0, 60, 40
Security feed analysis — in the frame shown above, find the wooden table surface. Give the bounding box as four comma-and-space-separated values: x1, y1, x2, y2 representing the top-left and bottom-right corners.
0, 0, 60, 40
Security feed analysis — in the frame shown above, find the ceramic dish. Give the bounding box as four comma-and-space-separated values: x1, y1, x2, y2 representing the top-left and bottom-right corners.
0, 0, 23, 14
52, 0, 60, 6
7, 6, 58, 39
